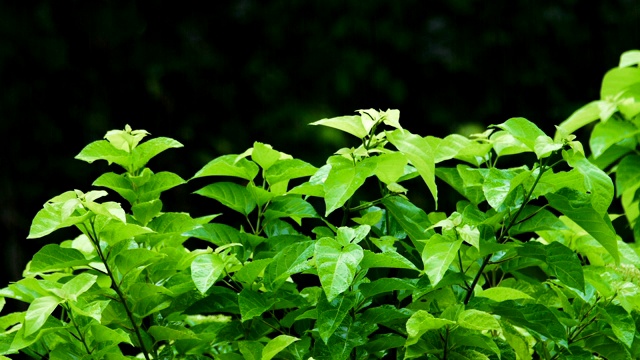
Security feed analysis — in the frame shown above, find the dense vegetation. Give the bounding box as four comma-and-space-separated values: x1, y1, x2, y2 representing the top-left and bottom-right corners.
0, 50, 639, 359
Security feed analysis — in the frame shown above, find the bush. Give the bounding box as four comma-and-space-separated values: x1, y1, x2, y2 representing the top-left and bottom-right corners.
1, 50, 640, 359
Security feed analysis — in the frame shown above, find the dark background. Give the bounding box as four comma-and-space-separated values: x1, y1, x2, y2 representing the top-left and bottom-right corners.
1, 0, 639, 288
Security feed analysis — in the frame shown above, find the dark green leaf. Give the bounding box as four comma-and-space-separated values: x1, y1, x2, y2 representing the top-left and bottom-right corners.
492, 301, 566, 345
238, 289, 275, 322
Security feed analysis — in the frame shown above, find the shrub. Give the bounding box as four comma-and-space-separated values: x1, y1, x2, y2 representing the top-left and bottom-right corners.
1, 50, 640, 359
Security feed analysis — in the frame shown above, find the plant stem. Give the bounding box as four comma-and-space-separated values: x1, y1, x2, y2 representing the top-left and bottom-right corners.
84, 220, 152, 360
64, 304, 92, 355
465, 161, 549, 305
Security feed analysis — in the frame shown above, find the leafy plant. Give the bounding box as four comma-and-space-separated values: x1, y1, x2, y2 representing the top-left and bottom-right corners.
1, 51, 640, 359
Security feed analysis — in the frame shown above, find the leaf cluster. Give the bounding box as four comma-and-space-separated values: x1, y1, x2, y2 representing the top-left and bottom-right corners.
2, 51, 640, 359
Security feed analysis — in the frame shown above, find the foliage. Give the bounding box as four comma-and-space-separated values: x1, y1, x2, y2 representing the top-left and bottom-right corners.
2, 51, 640, 359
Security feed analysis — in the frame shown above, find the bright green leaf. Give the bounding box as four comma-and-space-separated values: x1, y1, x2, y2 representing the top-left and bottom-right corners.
476, 287, 533, 302
27, 244, 90, 274
192, 154, 260, 181
323, 156, 376, 216
131, 137, 183, 170
315, 238, 364, 301
310, 115, 368, 139
496, 117, 546, 152
458, 309, 500, 331
191, 253, 225, 294
405, 310, 455, 346
359, 250, 418, 271
387, 129, 438, 206
422, 234, 462, 286
262, 335, 299, 360
24, 296, 60, 336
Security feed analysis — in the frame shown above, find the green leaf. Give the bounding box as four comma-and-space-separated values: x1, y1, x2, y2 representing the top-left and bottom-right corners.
148, 325, 199, 341
564, 149, 614, 215
194, 182, 257, 215
374, 152, 408, 184
91, 323, 133, 345
315, 237, 364, 301
75, 140, 131, 167
436, 167, 485, 205
264, 196, 319, 224
382, 196, 433, 253
24, 296, 61, 336
598, 303, 635, 348
508, 206, 568, 236
359, 250, 418, 271
590, 118, 640, 159
534, 135, 563, 159
387, 129, 438, 206
233, 259, 272, 285
496, 117, 546, 152
96, 219, 154, 246
27, 244, 90, 274
546, 241, 585, 292
264, 241, 315, 290
492, 301, 566, 345
128, 283, 172, 317
93, 172, 137, 204
115, 248, 165, 274
422, 234, 463, 286
131, 199, 163, 225
239, 341, 264, 360
262, 335, 299, 360
362, 305, 413, 325
265, 158, 318, 186
601, 67, 640, 99
616, 154, 640, 197
137, 171, 186, 202
104, 125, 149, 152
555, 101, 602, 140
131, 137, 183, 170
192, 154, 260, 181
317, 292, 356, 344
476, 287, 533, 302
620, 50, 640, 67
482, 168, 518, 209
546, 189, 619, 264
310, 115, 368, 139
432, 134, 473, 163
191, 253, 225, 294
490, 130, 531, 157
358, 278, 416, 298
251, 142, 281, 170
501, 321, 532, 360
238, 289, 275, 322
184, 223, 243, 247
405, 310, 455, 346
323, 156, 376, 216
61, 273, 97, 301
458, 309, 500, 331
27, 198, 91, 239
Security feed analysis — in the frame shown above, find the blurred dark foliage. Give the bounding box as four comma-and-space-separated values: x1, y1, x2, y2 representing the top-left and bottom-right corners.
1, 0, 639, 288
